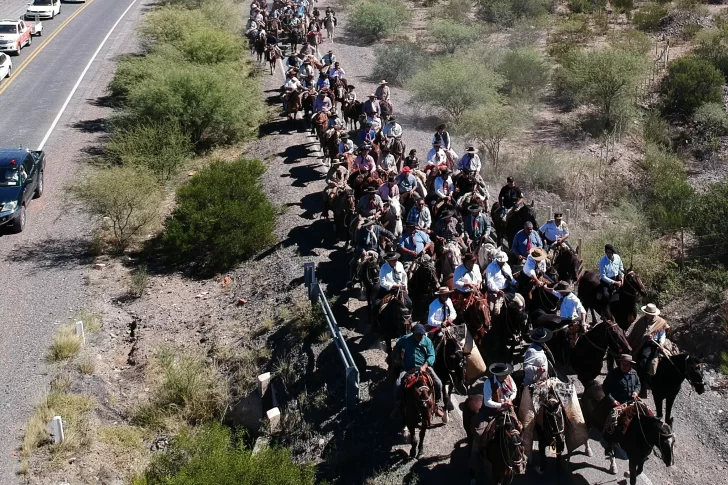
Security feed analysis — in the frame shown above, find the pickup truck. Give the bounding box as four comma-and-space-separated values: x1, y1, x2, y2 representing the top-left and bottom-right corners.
25, 0, 61, 20
0, 18, 42, 56
0, 148, 45, 233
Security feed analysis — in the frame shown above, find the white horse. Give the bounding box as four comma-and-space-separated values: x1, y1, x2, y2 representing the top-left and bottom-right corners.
324, 15, 335, 41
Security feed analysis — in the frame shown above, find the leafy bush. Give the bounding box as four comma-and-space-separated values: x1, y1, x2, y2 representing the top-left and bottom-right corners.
693, 102, 728, 139
634, 3, 667, 32
371, 42, 425, 86
459, 102, 525, 174
694, 29, 728, 80
611, 0, 634, 15
640, 143, 694, 230
408, 55, 503, 121
108, 50, 183, 103
497, 48, 550, 101
162, 158, 277, 273
569, 0, 606, 13
608, 29, 652, 56
348, 0, 410, 42
425, 19, 480, 53
141, 6, 208, 45
72, 167, 162, 250
660, 56, 724, 115
547, 17, 591, 59
133, 423, 317, 485
105, 122, 193, 182
643, 110, 671, 148
477, 0, 548, 26
691, 181, 728, 248
442, 0, 473, 22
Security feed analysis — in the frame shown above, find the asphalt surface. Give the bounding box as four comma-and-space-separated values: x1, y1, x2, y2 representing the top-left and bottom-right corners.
0, 0, 145, 481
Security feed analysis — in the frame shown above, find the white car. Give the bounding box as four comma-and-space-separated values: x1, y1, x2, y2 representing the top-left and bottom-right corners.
0, 53, 11, 80
25, 0, 61, 20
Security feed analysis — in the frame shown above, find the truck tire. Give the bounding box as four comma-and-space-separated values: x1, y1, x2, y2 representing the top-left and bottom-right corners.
11, 205, 25, 233
33, 170, 43, 199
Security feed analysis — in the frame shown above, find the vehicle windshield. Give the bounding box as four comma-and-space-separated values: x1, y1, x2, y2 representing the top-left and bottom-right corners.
0, 25, 17, 34
32, 0, 53, 5
0, 168, 20, 187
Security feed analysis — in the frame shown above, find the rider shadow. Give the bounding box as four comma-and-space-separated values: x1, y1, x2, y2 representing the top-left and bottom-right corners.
286, 192, 324, 219
284, 165, 325, 188
280, 143, 318, 164
285, 220, 337, 256
402, 446, 471, 485
260, 118, 298, 136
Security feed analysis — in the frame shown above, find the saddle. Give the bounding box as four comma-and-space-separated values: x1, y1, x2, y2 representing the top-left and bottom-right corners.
606, 401, 654, 437
474, 410, 521, 448
401, 369, 433, 391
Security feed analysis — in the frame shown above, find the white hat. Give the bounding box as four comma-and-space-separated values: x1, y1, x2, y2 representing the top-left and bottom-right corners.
495, 251, 508, 263
641, 303, 661, 316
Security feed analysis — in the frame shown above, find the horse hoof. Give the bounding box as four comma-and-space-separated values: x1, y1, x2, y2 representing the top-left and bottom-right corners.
585, 445, 593, 457
624, 471, 630, 478
442, 411, 449, 424
409, 448, 417, 459
416, 448, 424, 459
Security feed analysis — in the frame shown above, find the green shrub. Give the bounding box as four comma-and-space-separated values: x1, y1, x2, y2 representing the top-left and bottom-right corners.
348, 0, 410, 42
108, 50, 183, 103
634, 3, 667, 32
122, 61, 263, 147
608, 29, 652, 55
497, 48, 550, 101
175, 27, 245, 64
141, 6, 208, 45
477, 0, 548, 26
693, 102, 728, 139
105, 122, 192, 182
133, 423, 317, 485
547, 17, 591, 59
442, 0, 473, 22
162, 158, 277, 273
643, 110, 671, 147
459, 102, 526, 174
694, 29, 728, 80
72, 167, 162, 250
425, 19, 480, 53
408, 55, 503, 121
611, 0, 634, 15
640, 143, 694, 230
569, 0, 606, 13
692, 181, 728, 248
508, 16, 549, 48
371, 42, 425, 86
660, 56, 724, 115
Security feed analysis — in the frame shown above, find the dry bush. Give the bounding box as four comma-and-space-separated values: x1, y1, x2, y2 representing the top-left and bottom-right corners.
78, 359, 96, 375
48, 324, 83, 362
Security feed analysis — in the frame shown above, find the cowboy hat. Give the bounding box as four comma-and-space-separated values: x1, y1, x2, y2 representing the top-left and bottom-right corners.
463, 253, 477, 262
327, 49, 333, 54
436, 123, 447, 130
465, 146, 477, 154
346, 84, 356, 90
388, 116, 396, 122
385, 251, 400, 261
489, 362, 514, 377
368, 93, 377, 97
495, 251, 508, 263
432, 141, 442, 146
553, 281, 573, 293
341, 133, 349, 139
641, 303, 661, 316
530, 327, 553, 343
379, 80, 388, 85
440, 209, 456, 218
468, 204, 482, 213
360, 144, 372, 151
529, 248, 547, 262
405, 221, 417, 228
618, 354, 636, 364
435, 287, 453, 295
360, 218, 375, 228
363, 186, 377, 193
554, 211, 563, 217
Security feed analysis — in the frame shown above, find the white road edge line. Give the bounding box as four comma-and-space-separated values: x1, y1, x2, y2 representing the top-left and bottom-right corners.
37, 0, 139, 151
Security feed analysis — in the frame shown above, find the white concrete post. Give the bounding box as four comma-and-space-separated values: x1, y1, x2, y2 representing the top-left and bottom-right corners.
75, 321, 85, 344
266, 407, 281, 432
566, 208, 571, 224
51, 416, 64, 444
257, 372, 271, 398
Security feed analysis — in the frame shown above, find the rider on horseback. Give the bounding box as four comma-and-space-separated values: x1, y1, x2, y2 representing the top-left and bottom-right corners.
453, 253, 483, 305
539, 211, 571, 251
321, 49, 336, 66
328, 61, 345, 82
338, 133, 354, 155
480, 363, 518, 421
523, 328, 553, 386
603, 354, 641, 447
398, 223, 434, 264
363, 94, 380, 122
403, 149, 419, 170
356, 186, 383, 218
497, 177, 525, 221
427, 287, 457, 329
598, 244, 624, 302
463, 204, 492, 251
378, 174, 400, 202
546, 281, 587, 362
382, 117, 403, 139
434, 167, 455, 202
426, 142, 448, 169
393, 324, 446, 419
377, 252, 413, 310
316, 72, 330, 90
627, 303, 670, 396
348, 218, 394, 287
512, 221, 543, 262
343, 84, 357, 104
375, 79, 391, 103
485, 251, 515, 315
405, 196, 432, 232
518, 247, 549, 295
433, 123, 451, 150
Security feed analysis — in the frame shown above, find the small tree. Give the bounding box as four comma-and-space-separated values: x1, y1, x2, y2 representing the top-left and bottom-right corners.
640, 143, 694, 231
443, 0, 473, 22
633, 3, 667, 32
693, 102, 728, 139
73, 167, 162, 250
497, 48, 550, 102
372, 42, 425, 86
458, 102, 525, 174
661, 56, 724, 115
408, 55, 503, 121
348, 0, 410, 42
694, 29, 728, 80
425, 19, 480, 54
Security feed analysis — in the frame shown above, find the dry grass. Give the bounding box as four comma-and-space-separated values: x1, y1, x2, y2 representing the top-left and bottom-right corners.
48, 324, 83, 362
98, 425, 149, 454
78, 359, 96, 375
73, 309, 102, 333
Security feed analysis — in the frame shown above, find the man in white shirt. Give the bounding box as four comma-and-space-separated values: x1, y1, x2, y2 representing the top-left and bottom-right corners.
434, 168, 454, 201
485, 251, 514, 315
519, 248, 548, 294
453, 253, 482, 304
523, 327, 553, 386
547, 281, 587, 328
457, 146, 481, 174
599, 244, 624, 302
377, 252, 412, 310
338, 133, 354, 156
539, 211, 570, 250
426, 142, 448, 169
482, 362, 517, 417
382, 117, 403, 139
427, 287, 457, 329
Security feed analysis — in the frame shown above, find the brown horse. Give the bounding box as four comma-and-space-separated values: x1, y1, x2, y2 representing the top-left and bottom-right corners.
461, 396, 527, 485
265, 44, 279, 75
400, 370, 436, 459
456, 289, 491, 354
285, 89, 302, 121
342, 100, 363, 130
312, 111, 329, 148
332, 186, 356, 243
577, 269, 646, 331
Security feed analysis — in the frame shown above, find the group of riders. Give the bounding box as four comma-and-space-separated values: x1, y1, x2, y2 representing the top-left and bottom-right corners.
248, 1, 703, 482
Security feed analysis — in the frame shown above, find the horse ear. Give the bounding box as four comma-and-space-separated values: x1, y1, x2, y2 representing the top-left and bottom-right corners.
627, 265, 633, 272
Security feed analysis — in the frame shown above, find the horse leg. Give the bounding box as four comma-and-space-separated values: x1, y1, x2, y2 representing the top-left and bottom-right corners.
536, 427, 546, 474
409, 421, 418, 459
606, 353, 615, 370
654, 393, 664, 420
417, 423, 426, 459
607, 444, 617, 474
665, 395, 676, 427
584, 442, 593, 457
628, 459, 638, 485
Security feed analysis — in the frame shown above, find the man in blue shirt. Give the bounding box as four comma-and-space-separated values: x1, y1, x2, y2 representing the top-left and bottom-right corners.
393, 324, 445, 419
598, 244, 624, 301
512, 221, 543, 260
398, 223, 434, 263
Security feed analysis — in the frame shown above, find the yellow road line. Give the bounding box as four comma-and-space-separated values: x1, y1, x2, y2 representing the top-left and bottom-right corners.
0, 0, 96, 97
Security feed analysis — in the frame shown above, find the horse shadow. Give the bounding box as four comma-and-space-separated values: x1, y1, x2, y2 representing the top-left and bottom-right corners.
284, 164, 325, 188
280, 143, 318, 164
285, 219, 337, 256
286, 192, 324, 219
259, 118, 300, 136
401, 446, 471, 484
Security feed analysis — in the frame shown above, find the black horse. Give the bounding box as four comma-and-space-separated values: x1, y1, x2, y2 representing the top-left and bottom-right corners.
490, 203, 538, 249
485, 296, 528, 365
431, 327, 467, 414
551, 245, 581, 283
534, 389, 566, 474
578, 269, 646, 331
375, 292, 411, 356
581, 382, 675, 483
357, 254, 380, 328
650, 353, 706, 426
407, 256, 439, 323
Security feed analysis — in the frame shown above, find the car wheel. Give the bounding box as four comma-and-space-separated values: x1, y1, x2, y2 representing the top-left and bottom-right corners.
33, 171, 43, 199
11, 205, 25, 233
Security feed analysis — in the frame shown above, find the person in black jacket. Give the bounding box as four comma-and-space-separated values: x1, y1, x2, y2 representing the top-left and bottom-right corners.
602, 354, 641, 453
348, 219, 395, 287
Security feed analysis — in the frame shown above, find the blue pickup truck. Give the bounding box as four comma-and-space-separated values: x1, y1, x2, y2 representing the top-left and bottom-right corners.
0, 148, 45, 233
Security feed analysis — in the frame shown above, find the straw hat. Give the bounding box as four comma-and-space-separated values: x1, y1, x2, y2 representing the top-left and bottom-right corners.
618, 354, 636, 364
435, 287, 453, 295
641, 303, 661, 316
529, 248, 547, 262
379, 79, 388, 85
495, 251, 508, 263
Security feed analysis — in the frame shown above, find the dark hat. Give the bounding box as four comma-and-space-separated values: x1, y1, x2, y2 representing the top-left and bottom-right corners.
413, 323, 427, 335
405, 221, 417, 228
360, 218, 375, 228
530, 327, 553, 343
387, 174, 396, 182
554, 211, 563, 217
360, 144, 372, 151
347, 84, 356, 90
465, 146, 477, 154
364, 186, 377, 194
468, 204, 482, 213
436, 123, 447, 130
388, 116, 396, 122
463, 253, 477, 262
441, 209, 456, 218
507, 176, 514, 183
385, 251, 400, 261
327, 49, 333, 54
618, 354, 636, 364
605, 244, 616, 253
341, 133, 349, 139
489, 362, 514, 377
553, 281, 573, 293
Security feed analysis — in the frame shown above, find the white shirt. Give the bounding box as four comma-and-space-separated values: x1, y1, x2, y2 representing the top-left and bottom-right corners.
540, 220, 569, 242
284, 77, 303, 91
483, 376, 518, 409
338, 139, 354, 155
523, 256, 546, 278
551, 291, 586, 320
453, 263, 482, 293
457, 153, 481, 173
523, 344, 549, 386
379, 153, 397, 173
434, 176, 454, 199
426, 148, 447, 167
382, 122, 402, 138
485, 260, 513, 293
427, 297, 457, 327
379, 261, 408, 291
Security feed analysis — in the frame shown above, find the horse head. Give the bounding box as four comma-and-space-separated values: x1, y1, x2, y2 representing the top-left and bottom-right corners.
440, 329, 467, 391
541, 394, 566, 455
683, 354, 707, 394
494, 414, 527, 475
652, 418, 675, 467
624, 269, 647, 297
604, 319, 632, 355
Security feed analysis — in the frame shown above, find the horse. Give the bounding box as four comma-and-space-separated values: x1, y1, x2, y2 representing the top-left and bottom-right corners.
324, 14, 335, 41
332, 187, 356, 244
332, 79, 346, 109
265, 44, 279, 75
312, 111, 329, 148
376, 290, 411, 356
532, 388, 566, 474
431, 327, 467, 415
487, 293, 528, 364
285, 89, 302, 121
343, 100, 363, 130
649, 352, 706, 426
301, 88, 316, 123
461, 397, 527, 485
456, 289, 491, 355
577, 269, 646, 332
321, 127, 339, 164
551, 244, 581, 283
400, 370, 436, 459
380, 198, 403, 239
357, 252, 381, 328
543, 318, 632, 385
255, 35, 267, 63
490, 203, 538, 249
580, 382, 675, 482
407, 255, 440, 323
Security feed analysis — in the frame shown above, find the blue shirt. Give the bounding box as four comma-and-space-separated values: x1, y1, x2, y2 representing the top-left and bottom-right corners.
394, 333, 435, 369
398, 230, 431, 261
599, 254, 624, 285
512, 230, 543, 258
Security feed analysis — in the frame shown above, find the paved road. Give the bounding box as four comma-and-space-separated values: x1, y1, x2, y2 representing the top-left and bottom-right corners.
0, 0, 144, 481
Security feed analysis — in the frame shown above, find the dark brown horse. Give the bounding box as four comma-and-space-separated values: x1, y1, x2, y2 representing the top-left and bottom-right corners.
400, 370, 436, 459
431, 328, 467, 414
265, 44, 279, 75
342, 100, 363, 130
552, 244, 581, 283
285, 89, 302, 121
456, 289, 491, 354
578, 269, 646, 331
312, 111, 329, 150
649, 352, 706, 426
332, 187, 356, 244
461, 397, 527, 485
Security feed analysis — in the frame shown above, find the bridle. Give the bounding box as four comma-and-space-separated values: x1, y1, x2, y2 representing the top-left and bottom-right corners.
581, 319, 627, 358
436, 328, 468, 394
634, 403, 674, 461
619, 271, 644, 299
497, 413, 526, 483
